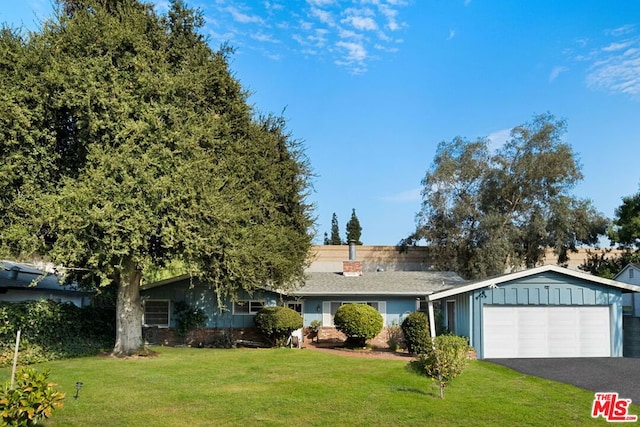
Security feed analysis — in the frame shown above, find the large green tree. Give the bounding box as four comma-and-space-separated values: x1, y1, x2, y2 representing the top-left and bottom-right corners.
0, 0, 313, 355
403, 113, 607, 279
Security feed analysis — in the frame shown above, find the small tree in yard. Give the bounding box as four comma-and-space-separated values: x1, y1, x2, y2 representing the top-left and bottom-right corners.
420, 335, 470, 399
254, 306, 303, 347
333, 304, 383, 348
401, 311, 430, 355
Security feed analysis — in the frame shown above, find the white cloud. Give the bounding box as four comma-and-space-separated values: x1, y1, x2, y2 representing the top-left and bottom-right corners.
202, 0, 409, 73
226, 6, 264, 24
343, 15, 378, 31
602, 41, 633, 52
585, 33, 640, 96
310, 7, 335, 26
307, 0, 335, 6
549, 65, 569, 82
446, 29, 455, 41
380, 187, 422, 203
487, 128, 511, 151
336, 40, 367, 62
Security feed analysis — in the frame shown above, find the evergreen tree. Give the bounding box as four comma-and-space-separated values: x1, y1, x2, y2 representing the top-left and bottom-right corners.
323, 232, 330, 245
330, 213, 342, 245
346, 208, 363, 244
0, 0, 314, 356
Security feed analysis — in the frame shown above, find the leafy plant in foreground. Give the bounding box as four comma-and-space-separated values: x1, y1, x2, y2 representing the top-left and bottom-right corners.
0, 367, 65, 426
419, 334, 470, 399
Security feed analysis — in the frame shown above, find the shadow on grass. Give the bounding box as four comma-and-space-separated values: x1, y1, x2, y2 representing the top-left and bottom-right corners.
393, 386, 434, 397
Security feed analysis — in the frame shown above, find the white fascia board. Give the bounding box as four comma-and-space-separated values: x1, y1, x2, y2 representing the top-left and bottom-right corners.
428, 264, 640, 301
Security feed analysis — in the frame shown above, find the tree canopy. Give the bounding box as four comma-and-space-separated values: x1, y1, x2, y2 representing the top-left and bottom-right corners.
402, 113, 607, 279
580, 187, 640, 278
345, 208, 362, 245
0, 0, 314, 355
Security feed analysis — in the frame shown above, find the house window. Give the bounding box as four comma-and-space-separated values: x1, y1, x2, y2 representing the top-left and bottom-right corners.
233, 300, 264, 315
144, 300, 170, 327
630, 269, 635, 279
286, 302, 303, 314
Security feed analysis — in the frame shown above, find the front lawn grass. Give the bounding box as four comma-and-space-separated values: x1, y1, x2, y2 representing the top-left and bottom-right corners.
1, 347, 630, 426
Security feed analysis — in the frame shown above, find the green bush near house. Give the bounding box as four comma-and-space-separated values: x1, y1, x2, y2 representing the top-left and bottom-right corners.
333, 303, 383, 348
173, 301, 207, 340
254, 306, 303, 347
401, 311, 430, 355
0, 367, 65, 426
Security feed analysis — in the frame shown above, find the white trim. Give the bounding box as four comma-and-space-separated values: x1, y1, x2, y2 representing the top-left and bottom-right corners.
428, 264, 640, 302
232, 300, 265, 315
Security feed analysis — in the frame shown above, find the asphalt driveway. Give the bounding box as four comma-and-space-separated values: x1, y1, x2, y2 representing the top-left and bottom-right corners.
487, 358, 640, 405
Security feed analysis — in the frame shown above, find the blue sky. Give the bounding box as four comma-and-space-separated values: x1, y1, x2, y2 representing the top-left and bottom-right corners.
3, 1, 640, 245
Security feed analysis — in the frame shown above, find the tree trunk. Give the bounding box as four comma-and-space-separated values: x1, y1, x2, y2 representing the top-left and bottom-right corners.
112, 260, 144, 356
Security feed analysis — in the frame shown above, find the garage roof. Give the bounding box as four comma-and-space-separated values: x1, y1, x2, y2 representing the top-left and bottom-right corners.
428, 264, 640, 301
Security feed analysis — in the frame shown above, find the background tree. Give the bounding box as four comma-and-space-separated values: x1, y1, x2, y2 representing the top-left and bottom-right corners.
402, 113, 607, 279
580, 187, 640, 278
329, 213, 342, 245
345, 208, 363, 245
0, 0, 314, 356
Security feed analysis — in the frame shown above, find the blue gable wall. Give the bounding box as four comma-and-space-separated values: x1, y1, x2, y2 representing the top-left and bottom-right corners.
443, 271, 623, 359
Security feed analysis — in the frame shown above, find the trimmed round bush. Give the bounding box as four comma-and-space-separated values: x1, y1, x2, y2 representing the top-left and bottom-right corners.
254, 306, 303, 347
333, 303, 383, 348
401, 311, 430, 355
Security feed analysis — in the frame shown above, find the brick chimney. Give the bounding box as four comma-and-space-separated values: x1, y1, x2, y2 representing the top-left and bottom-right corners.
342, 241, 363, 277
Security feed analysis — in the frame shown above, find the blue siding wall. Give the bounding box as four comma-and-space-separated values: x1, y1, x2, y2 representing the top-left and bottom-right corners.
301, 296, 419, 327
462, 271, 623, 358
141, 279, 280, 329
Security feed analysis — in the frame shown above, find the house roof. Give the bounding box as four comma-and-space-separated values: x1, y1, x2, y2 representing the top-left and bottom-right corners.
613, 263, 640, 280
0, 260, 86, 293
428, 264, 640, 302
291, 270, 467, 297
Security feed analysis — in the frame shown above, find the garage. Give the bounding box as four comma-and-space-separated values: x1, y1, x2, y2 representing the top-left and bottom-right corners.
483, 305, 611, 358
426, 265, 640, 359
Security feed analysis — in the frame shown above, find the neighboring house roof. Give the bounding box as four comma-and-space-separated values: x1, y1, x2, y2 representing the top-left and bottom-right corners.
0, 260, 89, 296
613, 263, 640, 281
428, 264, 640, 301
292, 271, 467, 296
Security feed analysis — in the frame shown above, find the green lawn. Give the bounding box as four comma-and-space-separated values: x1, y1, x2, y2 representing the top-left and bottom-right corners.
1, 347, 632, 426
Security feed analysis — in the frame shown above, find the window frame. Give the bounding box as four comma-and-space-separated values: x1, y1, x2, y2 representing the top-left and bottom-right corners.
143, 299, 171, 328
232, 300, 265, 315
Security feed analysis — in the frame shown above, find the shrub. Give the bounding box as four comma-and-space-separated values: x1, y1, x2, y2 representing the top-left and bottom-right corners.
254, 306, 303, 347
333, 304, 383, 348
0, 367, 65, 426
0, 300, 115, 367
386, 323, 404, 351
401, 311, 430, 355
419, 335, 470, 399
173, 301, 208, 340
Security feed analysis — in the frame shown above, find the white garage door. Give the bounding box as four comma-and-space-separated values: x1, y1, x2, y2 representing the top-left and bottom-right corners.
483, 306, 611, 358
